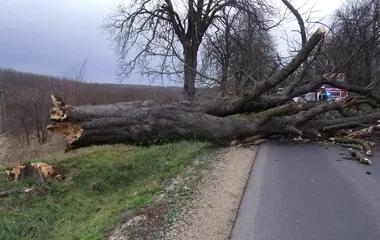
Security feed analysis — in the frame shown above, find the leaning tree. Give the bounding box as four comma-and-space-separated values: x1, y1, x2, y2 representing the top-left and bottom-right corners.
47, 0, 380, 164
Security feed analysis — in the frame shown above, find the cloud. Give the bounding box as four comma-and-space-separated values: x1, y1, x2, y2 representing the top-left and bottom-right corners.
0, 0, 124, 83
0, 0, 344, 85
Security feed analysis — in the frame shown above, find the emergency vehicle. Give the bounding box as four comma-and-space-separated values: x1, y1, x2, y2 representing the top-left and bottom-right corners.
277, 73, 349, 102
316, 73, 349, 101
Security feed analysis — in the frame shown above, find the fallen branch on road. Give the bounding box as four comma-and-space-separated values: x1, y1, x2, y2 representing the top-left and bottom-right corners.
330, 137, 372, 156
348, 148, 372, 165
341, 144, 363, 151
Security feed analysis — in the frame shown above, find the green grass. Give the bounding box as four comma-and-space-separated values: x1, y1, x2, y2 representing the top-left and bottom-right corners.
0, 141, 211, 240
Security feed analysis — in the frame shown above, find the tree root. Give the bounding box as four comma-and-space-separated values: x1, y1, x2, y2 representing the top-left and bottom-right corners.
348, 148, 372, 165
330, 137, 373, 156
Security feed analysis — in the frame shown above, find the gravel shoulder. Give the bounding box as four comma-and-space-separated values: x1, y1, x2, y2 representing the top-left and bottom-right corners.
165, 146, 257, 240
107, 146, 257, 240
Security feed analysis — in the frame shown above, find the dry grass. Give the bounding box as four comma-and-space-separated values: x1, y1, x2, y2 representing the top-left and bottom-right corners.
0, 133, 13, 166
0, 133, 66, 169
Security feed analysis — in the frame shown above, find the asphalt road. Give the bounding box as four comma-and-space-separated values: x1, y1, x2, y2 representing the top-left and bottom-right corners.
230, 141, 380, 240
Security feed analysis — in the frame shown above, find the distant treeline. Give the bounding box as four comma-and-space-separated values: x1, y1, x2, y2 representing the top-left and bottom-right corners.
0, 68, 184, 145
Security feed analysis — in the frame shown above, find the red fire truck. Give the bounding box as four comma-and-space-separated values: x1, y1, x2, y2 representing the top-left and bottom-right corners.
316, 73, 349, 101
278, 73, 349, 102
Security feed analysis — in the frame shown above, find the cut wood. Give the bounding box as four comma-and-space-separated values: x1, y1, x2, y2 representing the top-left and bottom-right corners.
348, 126, 374, 138
336, 129, 353, 137
330, 137, 372, 156
237, 138, 268, 147
348, 148, 372, 165
322, 122, 366, 131
341, 144, 363, 151
5, 161, 62, 182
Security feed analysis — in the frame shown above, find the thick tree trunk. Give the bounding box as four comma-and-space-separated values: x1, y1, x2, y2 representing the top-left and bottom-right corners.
48, 94, 331, 151
220, 63, 228, 97
47, 94, 380, 152
47, 97, 262, 150
183, 45, 199, 100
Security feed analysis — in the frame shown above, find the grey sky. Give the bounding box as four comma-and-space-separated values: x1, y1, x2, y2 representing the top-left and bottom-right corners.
0, 0, 343, 85
0, 0, 122, 83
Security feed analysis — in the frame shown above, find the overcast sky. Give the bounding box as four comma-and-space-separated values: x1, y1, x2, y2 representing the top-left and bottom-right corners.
0, 0, 344, 85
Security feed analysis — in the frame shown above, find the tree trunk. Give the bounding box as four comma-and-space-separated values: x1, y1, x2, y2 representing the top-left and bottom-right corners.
47, 98, 262, 150
220, 64, 228, 97
183, 45, 199, 100
364, 47, 372, 87
21, 115, 30, 146
47, 91, 380, 152
234, 71, 243, 97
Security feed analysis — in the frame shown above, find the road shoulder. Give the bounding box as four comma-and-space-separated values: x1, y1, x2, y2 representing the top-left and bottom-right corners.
107, 146, 257, 240
165, 146, 257, 240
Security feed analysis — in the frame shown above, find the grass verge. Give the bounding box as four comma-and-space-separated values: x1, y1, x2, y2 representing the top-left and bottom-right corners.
0, 141, 211, 240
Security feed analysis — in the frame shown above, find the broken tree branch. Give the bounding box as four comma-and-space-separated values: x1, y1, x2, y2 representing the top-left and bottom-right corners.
342, 144, 363, 151
348, 148, 372, 165
330, 137, 373, 156
348, 126, 374, 138
211, 26, 326, 116
322, 122, 368, 131
0, 188, 34, 198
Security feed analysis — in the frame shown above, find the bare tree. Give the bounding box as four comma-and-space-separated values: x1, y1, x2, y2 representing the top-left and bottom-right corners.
200, 9, 277, 97
103, 0, 277, 100
315, 0, 380, 87
7, 84, 53, 145
62, 57, 89, 105
199, 8, 238, 96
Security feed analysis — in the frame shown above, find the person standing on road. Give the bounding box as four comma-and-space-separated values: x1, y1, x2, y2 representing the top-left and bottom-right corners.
319, 88, 325, 101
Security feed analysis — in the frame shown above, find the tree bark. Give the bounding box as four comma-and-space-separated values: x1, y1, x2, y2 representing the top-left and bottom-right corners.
47, 93, 380, 152
47, 94, 327, 151
47, 98, 258, 150
183, 45, 199, 100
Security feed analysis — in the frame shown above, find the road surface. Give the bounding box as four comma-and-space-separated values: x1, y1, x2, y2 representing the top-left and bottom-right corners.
230, 141, 380, 240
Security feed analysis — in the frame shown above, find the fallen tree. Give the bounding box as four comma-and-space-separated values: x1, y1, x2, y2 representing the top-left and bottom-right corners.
47, 27, 380, 152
